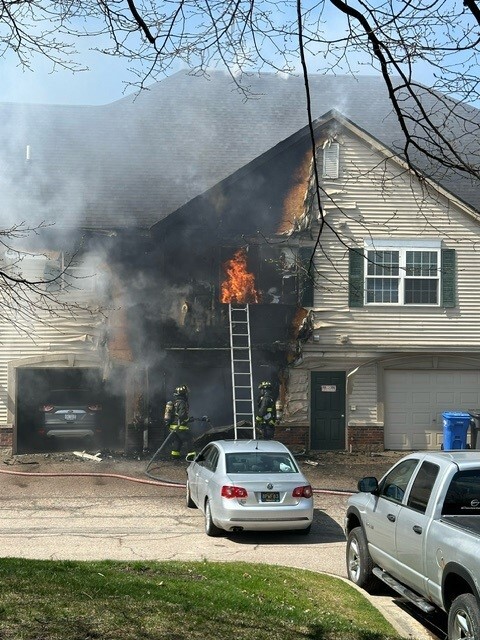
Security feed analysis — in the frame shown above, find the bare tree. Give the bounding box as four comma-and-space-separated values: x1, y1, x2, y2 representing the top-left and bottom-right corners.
2, 1, 478, 188
0, 0, 480, 162
1, 1, 479, 283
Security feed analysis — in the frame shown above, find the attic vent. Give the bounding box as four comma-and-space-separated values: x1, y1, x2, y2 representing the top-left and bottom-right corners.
322, 142, 339, 179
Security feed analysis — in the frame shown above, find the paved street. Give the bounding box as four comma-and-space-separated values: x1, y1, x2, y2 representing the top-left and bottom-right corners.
0, 470, 439, 639
0, 473, 346, 571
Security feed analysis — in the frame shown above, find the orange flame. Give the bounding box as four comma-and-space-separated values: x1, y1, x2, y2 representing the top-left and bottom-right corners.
221, 248, 259, 304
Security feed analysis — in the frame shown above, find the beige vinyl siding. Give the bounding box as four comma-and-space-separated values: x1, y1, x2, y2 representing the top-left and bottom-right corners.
283, 355, 378, 427
0, 308, 104, 425
311, 133, 480, 350
282, 368, 309, 425
347, 364, 378, 425
0, 250, 115, 427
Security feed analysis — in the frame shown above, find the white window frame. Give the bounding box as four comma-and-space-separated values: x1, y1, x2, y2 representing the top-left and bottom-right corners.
364, 239, 441, 306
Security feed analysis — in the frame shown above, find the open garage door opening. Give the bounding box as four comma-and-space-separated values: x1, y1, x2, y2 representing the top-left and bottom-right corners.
15, 367, 126, 454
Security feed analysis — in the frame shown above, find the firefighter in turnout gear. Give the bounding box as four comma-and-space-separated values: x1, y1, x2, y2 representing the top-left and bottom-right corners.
164, 385, 195, 459
255, 381, 277, 440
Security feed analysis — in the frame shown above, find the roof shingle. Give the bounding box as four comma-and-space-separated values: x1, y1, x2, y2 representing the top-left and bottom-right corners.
1, 70, 477, 231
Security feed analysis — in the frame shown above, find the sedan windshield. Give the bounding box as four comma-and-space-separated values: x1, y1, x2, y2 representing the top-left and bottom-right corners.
225, 452, 298, 474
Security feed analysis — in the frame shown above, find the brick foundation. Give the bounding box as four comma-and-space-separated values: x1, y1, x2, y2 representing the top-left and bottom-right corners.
0, 426, 13, 448
0, 424, 385, 454
275, 425, 309, 449
347, 424, 384, 453
277, 424, 385, 453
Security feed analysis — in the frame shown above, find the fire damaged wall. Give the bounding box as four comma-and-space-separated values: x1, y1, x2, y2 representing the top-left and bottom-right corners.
114, 130, 316, 434
48, 125, 318, 447
110, 240, 300, 432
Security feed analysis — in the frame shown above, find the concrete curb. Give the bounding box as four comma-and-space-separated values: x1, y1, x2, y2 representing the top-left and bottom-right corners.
335, 576, 436, 640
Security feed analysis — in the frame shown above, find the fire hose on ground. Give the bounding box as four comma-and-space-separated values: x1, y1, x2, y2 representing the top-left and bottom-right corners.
0, 464, 185, 488
0, 463, 353, 495
0, 425, 355, 496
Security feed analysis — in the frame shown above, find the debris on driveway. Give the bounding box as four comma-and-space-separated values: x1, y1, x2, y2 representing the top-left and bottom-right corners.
73, 451, 103, 462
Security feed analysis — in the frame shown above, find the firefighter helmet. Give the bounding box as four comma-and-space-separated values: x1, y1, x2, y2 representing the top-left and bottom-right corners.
174, 384, 189, 397
258, 381, 272, 391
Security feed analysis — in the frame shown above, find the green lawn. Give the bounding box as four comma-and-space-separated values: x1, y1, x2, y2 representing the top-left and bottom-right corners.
0, 558, 403, 639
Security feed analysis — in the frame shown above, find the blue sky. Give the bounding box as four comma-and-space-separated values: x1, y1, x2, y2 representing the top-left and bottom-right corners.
0, 46, 138, 105
0, 40, 465, 108
0, 3, 387, 106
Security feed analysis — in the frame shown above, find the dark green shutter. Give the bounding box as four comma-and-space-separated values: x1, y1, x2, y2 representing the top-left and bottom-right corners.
441, 248, 456, 308
298, 246, 314, 307
349, 248, 364, 307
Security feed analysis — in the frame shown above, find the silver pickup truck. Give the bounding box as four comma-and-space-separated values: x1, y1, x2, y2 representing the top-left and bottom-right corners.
345, 450, 480, 640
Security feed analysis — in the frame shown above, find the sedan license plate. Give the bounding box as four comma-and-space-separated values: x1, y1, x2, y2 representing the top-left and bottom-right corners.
64, 413, 77, 422
261, 491, 280, 503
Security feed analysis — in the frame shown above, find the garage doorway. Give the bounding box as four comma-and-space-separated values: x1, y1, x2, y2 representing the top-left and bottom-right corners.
384, 369, 480, 450
15, 367, 126, 454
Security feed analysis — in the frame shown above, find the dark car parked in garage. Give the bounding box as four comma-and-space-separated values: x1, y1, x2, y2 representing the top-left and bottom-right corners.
37, 388, 102, 446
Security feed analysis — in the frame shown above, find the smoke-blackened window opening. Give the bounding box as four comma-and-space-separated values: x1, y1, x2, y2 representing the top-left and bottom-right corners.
3, 249, 47, 281
219, 244, 306, 306
2, 249, 95, 295
181, 282, 217, 330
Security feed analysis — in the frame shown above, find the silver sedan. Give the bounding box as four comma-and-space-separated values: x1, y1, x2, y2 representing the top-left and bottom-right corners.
185, 439, 314, 536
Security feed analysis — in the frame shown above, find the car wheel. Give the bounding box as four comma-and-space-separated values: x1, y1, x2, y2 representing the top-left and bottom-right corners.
186, 481, 196, 509
204, 499, 223, 537
346, 527, 379, 592
448, 593, 480, 640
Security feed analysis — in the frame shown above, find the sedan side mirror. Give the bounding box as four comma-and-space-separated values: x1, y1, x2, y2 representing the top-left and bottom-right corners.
358, 476, 378, 493
186, 452, 197, 462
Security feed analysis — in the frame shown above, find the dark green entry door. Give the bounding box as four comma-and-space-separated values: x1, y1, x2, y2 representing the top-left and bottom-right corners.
311, 371, 346, 450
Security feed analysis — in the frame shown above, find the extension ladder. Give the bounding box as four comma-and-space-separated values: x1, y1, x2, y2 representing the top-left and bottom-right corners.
228, 304, 256, 439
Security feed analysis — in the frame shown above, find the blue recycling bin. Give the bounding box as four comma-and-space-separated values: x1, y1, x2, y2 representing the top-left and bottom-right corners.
442, 411, 471, 450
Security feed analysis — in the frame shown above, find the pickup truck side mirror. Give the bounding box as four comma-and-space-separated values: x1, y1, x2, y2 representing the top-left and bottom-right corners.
358, 476, 379, 493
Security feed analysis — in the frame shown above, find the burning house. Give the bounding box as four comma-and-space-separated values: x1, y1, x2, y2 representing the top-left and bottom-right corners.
141, 104, 480, 453
137, 128, 321, 449
0, 70, 479, 454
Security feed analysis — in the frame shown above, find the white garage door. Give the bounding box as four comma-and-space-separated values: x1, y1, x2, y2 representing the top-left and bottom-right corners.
385, 370, 480, 450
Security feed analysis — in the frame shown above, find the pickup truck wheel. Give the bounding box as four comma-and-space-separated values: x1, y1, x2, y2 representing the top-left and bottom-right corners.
346, 527, 378, 592
448, 593, 480, 640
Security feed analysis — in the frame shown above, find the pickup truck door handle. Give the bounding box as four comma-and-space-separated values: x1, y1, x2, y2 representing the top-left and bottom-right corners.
413, 525, 422, 534
387, 514, 396, 522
